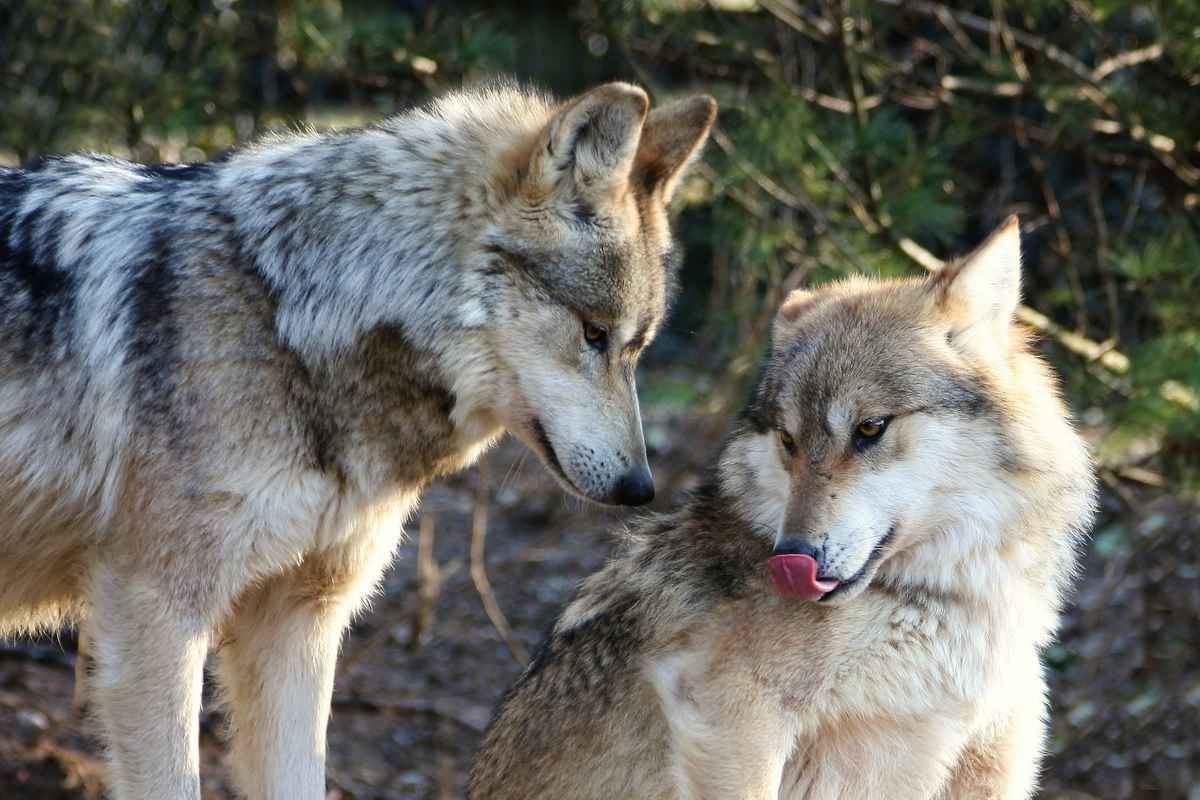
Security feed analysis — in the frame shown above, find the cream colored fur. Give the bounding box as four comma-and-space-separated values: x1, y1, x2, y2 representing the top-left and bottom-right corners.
469, 218, 1096, 800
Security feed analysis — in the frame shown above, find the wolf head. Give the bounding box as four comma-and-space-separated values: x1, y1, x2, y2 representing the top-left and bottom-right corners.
475, 84, 716, 506
720, 218, 1094, 604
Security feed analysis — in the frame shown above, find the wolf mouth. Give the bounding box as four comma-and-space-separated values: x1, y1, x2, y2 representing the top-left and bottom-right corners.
530, 418, 585, 498
820, 523, 898, 602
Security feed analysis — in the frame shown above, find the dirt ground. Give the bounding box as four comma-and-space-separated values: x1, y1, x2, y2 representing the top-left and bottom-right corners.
0, 418, 1196, 799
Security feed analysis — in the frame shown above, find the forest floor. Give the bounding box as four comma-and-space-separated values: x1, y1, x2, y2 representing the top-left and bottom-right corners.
0, 412, 1196, 799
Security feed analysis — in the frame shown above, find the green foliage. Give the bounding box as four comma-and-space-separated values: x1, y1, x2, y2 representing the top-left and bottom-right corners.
2, 0, 1197, 485
613, 0, 1200, 485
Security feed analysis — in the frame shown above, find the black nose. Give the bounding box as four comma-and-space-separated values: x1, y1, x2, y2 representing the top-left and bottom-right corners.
773, 539, 821, 559
613, 464, 655, 506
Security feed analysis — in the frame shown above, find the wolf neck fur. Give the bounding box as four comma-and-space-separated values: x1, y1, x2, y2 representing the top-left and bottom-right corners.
219, 101, 539, 368
223, 101, 546, 432
214, 99, 546, 495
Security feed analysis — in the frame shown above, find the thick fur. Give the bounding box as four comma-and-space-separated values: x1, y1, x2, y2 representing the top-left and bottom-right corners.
0, 82, 715, 799
469, 218, 1097, 800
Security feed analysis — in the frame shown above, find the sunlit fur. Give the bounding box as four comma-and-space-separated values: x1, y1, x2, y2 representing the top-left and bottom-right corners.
469, 218, 1097, 800
0, 81, 714, 799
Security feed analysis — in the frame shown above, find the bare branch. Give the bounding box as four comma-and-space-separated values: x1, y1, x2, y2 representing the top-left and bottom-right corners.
1093, 43, 1164, 81
409, 514, 460, 652
792, 85, 882, 114
804, 132, 880, 234
710, 126, 871, 273
469, 464, 529, 667
758, 0, 834, 41
875, 0, 1094, 82
875, 0, 1196, 186
991, 0, 1030, 82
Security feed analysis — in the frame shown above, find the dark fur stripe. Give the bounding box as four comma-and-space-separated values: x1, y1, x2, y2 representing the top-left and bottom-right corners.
0, 168, 77, 358
126, 230, 181, 420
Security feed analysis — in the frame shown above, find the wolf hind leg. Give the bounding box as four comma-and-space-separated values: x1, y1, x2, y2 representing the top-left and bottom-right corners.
89, 564, 212, 800
215, 528, 402, 800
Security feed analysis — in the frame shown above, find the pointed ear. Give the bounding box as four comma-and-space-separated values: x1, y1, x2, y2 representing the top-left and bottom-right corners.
634, 95, 718, 202
933, 216, 1023, 337
529, 82, 649, 198
772, 288, 817, 344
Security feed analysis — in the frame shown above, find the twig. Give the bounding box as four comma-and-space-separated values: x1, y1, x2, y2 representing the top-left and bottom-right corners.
804, 132, 880, 234
409, 514, 455, 652
1033, 146, 1088, 334
758, 0, 834, 42
341, 555, 461, 670
1092, 43, 1164, 81
1085, 151, 1120, 341
469, 464, 529, 666
940, 74, 1023, 96
932, 3, 990, 64
792, 85, 883, 114
793, 111, 1135, 376
1114, 465, 1166, 488
875, 0, 1094, 84
990, 0, 1030, 82
834, 0, 881, 205
1117, 164, 1148, 246
875, 0, 1197, 186
710, 126, 871, 273
722, 114, 1138, 376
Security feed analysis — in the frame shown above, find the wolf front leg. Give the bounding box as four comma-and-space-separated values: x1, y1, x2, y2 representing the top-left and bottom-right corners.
89, 565, 212, 800
937, 696, 1047, 800
216, 527, 403, 800
649, 653, 794, 800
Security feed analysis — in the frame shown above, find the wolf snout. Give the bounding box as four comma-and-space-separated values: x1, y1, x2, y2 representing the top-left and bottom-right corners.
612, 463, 655, 506
557, 436, 655, 506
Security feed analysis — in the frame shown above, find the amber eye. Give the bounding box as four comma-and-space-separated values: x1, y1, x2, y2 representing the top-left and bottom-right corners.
778, 429, 797, 456
853, 416, 890, 450
583, 321, 609, 352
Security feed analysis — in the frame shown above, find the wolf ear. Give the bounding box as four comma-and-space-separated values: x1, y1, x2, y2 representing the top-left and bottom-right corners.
772, 288, 817, 344
530, 82, 649, 198
934, 215, 1022, 338
634, 95, 718, 202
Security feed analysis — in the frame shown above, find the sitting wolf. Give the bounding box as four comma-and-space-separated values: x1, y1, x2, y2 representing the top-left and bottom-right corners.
0, 82, 715, 798
469, 217, 1097, 800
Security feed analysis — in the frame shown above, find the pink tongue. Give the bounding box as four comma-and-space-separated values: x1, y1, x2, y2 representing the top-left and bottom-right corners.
768, 554, 839, 600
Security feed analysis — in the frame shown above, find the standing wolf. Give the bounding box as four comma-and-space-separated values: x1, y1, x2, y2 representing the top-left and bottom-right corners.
470, 218, 1097, 800
0, 82, 716, 798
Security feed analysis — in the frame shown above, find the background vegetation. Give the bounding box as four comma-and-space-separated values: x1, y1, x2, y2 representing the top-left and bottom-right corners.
1, 1, 1197, 798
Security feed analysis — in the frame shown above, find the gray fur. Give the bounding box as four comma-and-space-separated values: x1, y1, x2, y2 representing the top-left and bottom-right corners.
0, 82, 716, 799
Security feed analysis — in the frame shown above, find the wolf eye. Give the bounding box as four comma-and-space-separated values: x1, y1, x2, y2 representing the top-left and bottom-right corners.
778, 429, 797, 457
853, 417, 890, 450
583, 321, 609, 352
